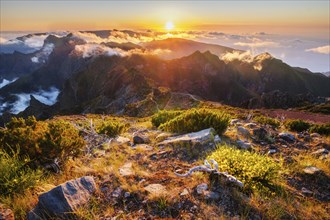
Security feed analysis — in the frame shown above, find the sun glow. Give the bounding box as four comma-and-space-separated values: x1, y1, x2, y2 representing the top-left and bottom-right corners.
165, 21, 174, 31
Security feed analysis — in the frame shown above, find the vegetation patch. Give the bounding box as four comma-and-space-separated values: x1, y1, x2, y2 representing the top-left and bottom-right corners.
284, 119, 311, 132
0, 149, 43, 196
308, 123, 330, 136
151, 110, 184, 127
207, 145, 281, 191
0, 116, 85, 165
253, 115, 280, 129
158, 108, 230, 135
96, 120, 126, 137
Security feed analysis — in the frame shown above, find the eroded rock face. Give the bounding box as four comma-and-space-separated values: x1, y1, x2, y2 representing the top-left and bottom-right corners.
28, 176, 96, 220
158, 128, 216, 160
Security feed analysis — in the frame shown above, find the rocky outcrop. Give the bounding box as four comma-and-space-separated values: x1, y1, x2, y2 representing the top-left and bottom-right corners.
158, 128, 217, 160
28, 176, 96, 220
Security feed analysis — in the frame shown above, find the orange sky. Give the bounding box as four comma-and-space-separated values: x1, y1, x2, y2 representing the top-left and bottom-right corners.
1, 1, 329, 38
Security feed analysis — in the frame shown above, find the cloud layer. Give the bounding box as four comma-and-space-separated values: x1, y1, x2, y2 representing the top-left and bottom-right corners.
306, 45, 330, 54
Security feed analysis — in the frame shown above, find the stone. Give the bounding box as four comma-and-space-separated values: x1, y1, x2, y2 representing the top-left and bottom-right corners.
28, 176, 96, 220
116, 136, 130, 144
155, 132, 172, 142
230, 119, 240, 125
301, 187, 313, 196
0, 204, 14, 220
158, 128, 217, 158
253, 127, 268, 140
237, 140, 252, 150
196, 183, 208, 195
214, 135, 221, 144
180, 188, 189, 196
279, 133, 296, 142
203, 191, 220, 200
111, 187, 123, 198
119, 162, 134, 177
245, 123, 257, 128
268, 149, 277, 154
133, 135, 146, 144
303, 166, 321, 175
144, 184, 166, 195
237, 126, 250, 137
310, 133, 321, 138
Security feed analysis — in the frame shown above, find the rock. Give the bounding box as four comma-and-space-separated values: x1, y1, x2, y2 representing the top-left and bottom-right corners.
158, 128, 217, 159
116, 136, 130, 144
310, 133, 321, 138
111, 187, 124, 198
230, 119, 240, 125
133, 135, 147, 144
253, 127, 268, 140
301, 187, 313, 196
119, 162, 134, 177
155, 132, 172, 142
311, 148, 329, 157
0, 204, 14, 220
268, 149, 277, 154
214, 135, 221, 144
144, 184, 166, 195
196, 183, 208, 195
279, 133, 296, 142
237, 126, 250, 137
28, 176, 96, 220
237, 140, 252, 150
245, 123, 257, 128
203, 191, 220, 200
303, 166, 321, 175
180, 188, 189, 196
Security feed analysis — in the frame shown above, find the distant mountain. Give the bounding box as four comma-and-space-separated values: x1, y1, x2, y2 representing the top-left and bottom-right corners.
0, 32, 329, 119
322, 71, 330, 77
143, 38, 238, 59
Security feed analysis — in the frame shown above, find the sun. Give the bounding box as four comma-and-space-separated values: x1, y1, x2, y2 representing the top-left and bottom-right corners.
165, 21, 174, 31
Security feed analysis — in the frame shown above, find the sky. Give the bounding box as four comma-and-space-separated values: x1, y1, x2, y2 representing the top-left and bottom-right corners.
0, 0, 329, 72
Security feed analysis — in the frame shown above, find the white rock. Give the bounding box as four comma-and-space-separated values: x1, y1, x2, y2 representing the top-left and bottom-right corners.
144, 184, 166, 195
119, 162, 134, 177
196, 183, 208, 195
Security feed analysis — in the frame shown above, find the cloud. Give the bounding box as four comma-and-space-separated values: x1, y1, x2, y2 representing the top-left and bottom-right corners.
0, 78, 18, 89
234, 38, 280, 48
30, 43, 55, 63
305, 45, 330, 54
10, 87, 60, 114
0, 87, 60, 115
74, 43, 171, 58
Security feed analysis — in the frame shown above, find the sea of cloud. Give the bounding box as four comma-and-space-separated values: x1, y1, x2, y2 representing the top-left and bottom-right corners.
0, 87, 60, 115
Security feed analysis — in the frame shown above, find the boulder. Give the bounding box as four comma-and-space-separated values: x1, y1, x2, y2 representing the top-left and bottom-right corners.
119, 162, 134, 177
236, 140, 252, 150
253, 127, 268, 140
28, 176, 96, 220
237, 126, 250, 137
279, 133, 296, 142
158, 128, 216, 159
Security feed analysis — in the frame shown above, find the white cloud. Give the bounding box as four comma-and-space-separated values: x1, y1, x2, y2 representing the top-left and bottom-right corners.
306, 45, 330, 54
8, 87, 60, 114
234, 39, 280, 48
74, 43, 171, 58
30, 43, 55, 63
0, 78, 18, 89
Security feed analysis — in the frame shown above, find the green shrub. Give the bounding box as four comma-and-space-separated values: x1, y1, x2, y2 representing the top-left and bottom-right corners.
309, 123, 330, 136
0, 116, 85, 165
207, 145, 281, 190
97, 121, 126, 137
253, 115, 280, 128
284, 119, 311, 132
0, 149, 43, 196
151, 110, 184, 127
159, 108, 230, 135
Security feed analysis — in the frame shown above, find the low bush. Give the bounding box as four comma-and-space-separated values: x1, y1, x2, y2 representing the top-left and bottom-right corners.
309, 123, 330, 136
97, 121, 126, 137
207, 145, 281, 190
151, 110, 184, 127
284, 119, 311, 132
253, 115, 280, 129
0, 116, 85, 165
0, 149, 43, 196
159, 108, 230, 135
